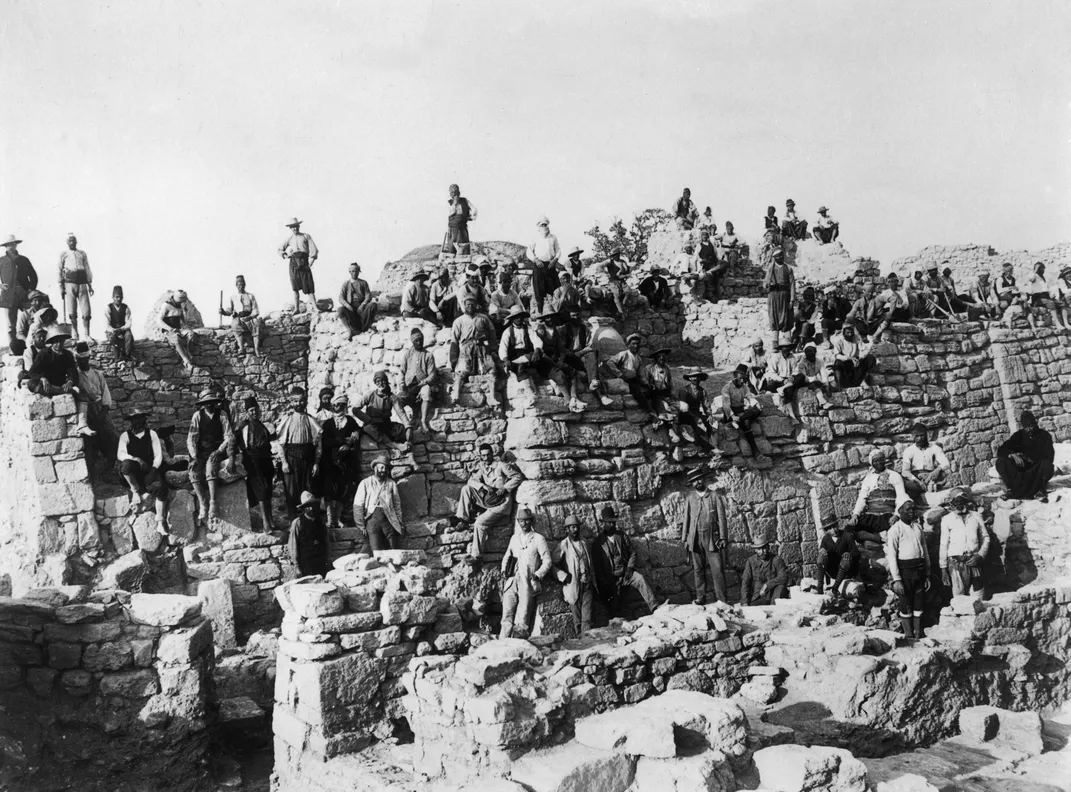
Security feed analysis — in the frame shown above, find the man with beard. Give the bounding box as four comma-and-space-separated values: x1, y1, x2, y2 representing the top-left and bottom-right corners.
499, 506, 553, 639
886, 499, 931, 640
939, 488, 989, 599
274, 385, 322, 521
817, 515, 860, 600
158, 290, 197, 372
764, 248, 795, 346
603, 333, 654, 418
58, 233, 94, 342
847, 448, 907, 541
319, 392, 361, 530
187, 387, 238, 525
429, 267, 459, 327
996, 411, 1056, 502
671, 370, 715, 460
487, 269, 521, 336
117, 410, 171, 538
353, 370, 411, 448
452, 443, 524, 556
337, 262, 377, 338
793, 286, 819, 348
593, 505, 658, 617
74, 341, 118, 464
559, 306, 612, 408
639, 265, 672, 310
901, 423, 950, 500
399, 328, 440, 434
820, 284, 851, 346
554, 514, 596, 636
680, 465, 729, 604
740, 537, 789, 606
104, 286, 135, 362
288, 491, 330, 576
235, 396, 276, 532
314, 386, 336, 423
444, 183, 477, 257
718, 364, 762, 458
642, 347, 675, 429
830, 323, 876, 389
353, 455, 405, 551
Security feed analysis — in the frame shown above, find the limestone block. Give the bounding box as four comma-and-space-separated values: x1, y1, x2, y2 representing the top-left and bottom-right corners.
506, 416, 567, 448
206, 476, 253, 537
632, 751, 735, 792
38, 484, 76, 516
129, 593, 203, 627
82, 640, 134, 672
285, 583, 344, 618
47, 642, 82, 669
306, 612, 383, 633
197, 579, 236, 650
637, 691, 749, 758
32, 456, 57, 483
156, 621, 213, 666
398, 473, 429, 519
737, 678, 778, 704
752, 745, 867, 792
574, 707, 677, 758
510, 741, 636, 792
517, 479, 576, 506
291, 650, 384, 732
52, 394, 76, 417
875, 775, 940, 792
167, 490, 198, 544
278, 638, 341, 661
373, 549, 427, 565
31, 417, 68, 442
340, 626, 402, 651
55, 603, 106, 624
131, 512, 164, 553
98, 551, 148, 591
957, 706, 1043, 755
54, 458, 89, 483
100, 668, 159, 698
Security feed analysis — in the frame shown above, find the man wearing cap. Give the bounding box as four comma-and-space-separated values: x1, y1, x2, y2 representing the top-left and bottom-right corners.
158, 290, 197, 372
25, 324, 95, 436
337, 262, 377, 339
549, 271, 583, 316
0, 236, 24, 352
761, 339, 803, 421
742, 339, 768, 393
873, 274, 911, 338
58, 233, 94, 342
793, 286, 820, 348
718, 364, 762, 458
530, 310, 570, 400
904, 270, 931, 319
401, 271, 436, 322
221, 275, 265, 356
886, 499, 931, 639
235, 396, 276, 532
104, 286, 134, 362
698, 207, 716, 235
781, 200, 808, 240
639, 265, 672, 310
716, 221, 742, 269
846, 282, 893, 343
400, 329, 441, 434
188, 388, 238, 524
455, 264, 489, 314
353, 455, 404, 551
901, 423, 950, 499
847, 448, 907, 539
313, 387, 336, 423
593, 505, 658, 617
488, 270, 521, 335
288, 491, 330, 576
527, 216, 562, 316
643, 347, 675, 428
830, 324, 876, 389
813, 206, 839, 245
765, 248, 796, 345
319, 392, 361, 529
445, 184, 477, 257
740, 538, 789, 606
820, 283, 851, 346
353, 370, 411, 447
117, 410, 171, 537
995, 411, 1055, 502
603, 334, 654, 417
565, 246, 585, 280
453, 443, 524, 556
672, 370, 714, 457
673, 188, 699, 231
13, 290, 52, 356
75, 341, 118, 463
991, 262, 1024, 324
274, 386, 322, 521
559, 306, 613, 409
278, 218, 319, 314
680, 465, 729, 603
499, 506, 553, 639
963, 273, 998, 321
477, 258, 497, 293
554, 514, 597, 636
939, 489, 989, 599
584, 250, 631, 320
429, 267, 459, 327
794, 343, 832, 411
450, 295, 503, 409
817, 516, 860, 600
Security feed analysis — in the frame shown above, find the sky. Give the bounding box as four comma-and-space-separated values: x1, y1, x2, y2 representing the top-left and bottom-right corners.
3, 0, 1070, 333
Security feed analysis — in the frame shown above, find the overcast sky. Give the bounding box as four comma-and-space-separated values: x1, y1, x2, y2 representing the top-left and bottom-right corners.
3, 0, 1070, 329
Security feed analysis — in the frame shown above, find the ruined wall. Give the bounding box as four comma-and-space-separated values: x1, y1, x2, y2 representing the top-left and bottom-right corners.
891, 242, 1071, 286
0, 590, 213, 792
0, 365, 102, 596
646, 228, 765, 300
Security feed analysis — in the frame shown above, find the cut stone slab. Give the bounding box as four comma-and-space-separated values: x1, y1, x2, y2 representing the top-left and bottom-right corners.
875, 774, 940, 792
633, 751, 735, 792
574, 707, 678, 758
752, 744, 868, 792
510, 741, 636, 792
97, 551, 148, 591
285, 583, 344, 618
957, 706, 1043, 756
129, 593, 202, 627
635, 691, 749, 758
197, 578, 236, 650
131, 511, 164, 554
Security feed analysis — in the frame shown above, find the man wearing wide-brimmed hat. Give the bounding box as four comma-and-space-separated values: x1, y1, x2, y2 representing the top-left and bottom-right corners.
337, 262, 377, 339
639, 263, 672, 310
278, 218, 319, 314
455, 262, 489, 314
498, 303, 537, 376
429, 267, 459, 327
117, 409, 171, 538
642, 347, 675, 429
188, 386, 238, 525
680, 465, 729, 604
487, 269, 520, 335
558, 304, 613, 410
554, 514, 597, 636
400, 328, 440, 434
353, 369, 410, 447
602, 333, 653, 417
353, 454, 404, 552
740, 536, 789, 606
717, 364, 762, 458
526, 216, 562, 316
287, 490, 329, 576
13, 289, 52, 356
275, 385, 322, 520
939, 488, 989, 600
319, 391, 361, 530
592, 505, 658, 617
401, 271, 436, 323
25, 323, 96, 437
1, 234, 39, 307
781, 199, 808, 241
0, 235, 25, 352
813, 205, 839, 245
58, 232, 94, 342
818, 512, 860, 600
671, 369, 714, 459
158, 290, 197, 372
454, 443, 524, 555
499, 505, 553, 639
565, 246, 584, 280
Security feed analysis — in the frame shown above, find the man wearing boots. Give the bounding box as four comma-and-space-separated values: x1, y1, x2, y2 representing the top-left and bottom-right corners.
499, 506, 553, 639
117, 410, 171, 539
555, 514, 596, 636
353, 455, 404, 552
274, 385, 322, 521
680, 466, 729, 604
235, 396, 276, 532
939, 489, 989, 600
886, 499, 931, 640
319, 392, 361, 530
187, 388, 238, 525
817, 516, 860, 601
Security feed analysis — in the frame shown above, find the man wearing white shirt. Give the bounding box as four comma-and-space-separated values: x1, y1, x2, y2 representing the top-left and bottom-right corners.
830, 325, 876, 389
527, 216, 561, 316
445, 183, 477, 257
221, 275, 264, 356
117, 410, 170, 537
278, 218, 319, 314
901, 423, 950, 499
848, 449, 907, 539
814, 206, 839, 244
353, 455, 405, 551
499, 506, 553, 639
939, 489, 989, 599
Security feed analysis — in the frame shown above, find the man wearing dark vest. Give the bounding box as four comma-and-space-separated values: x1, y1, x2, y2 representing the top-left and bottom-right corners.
235, 396, 276, 532
680, 465, 729, 604
58, 233, 94, 342
187, 387, 238, 525
105, 286, 135, 361
847, 448, 907, 541
117, 410, 171, 538
445, 183, 477, 257
288, 491, 330, 577
275, 385, 322, 521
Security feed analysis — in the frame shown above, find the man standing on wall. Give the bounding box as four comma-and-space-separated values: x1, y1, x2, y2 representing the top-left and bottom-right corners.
499, 506, 553, 639
274, 385, 322, 521
939, 488, 989, 600
901, 423, 950, 500
680, 465, 729, 604
221, 275, 265, 356
319, 392, 361, 530
58, 233, 94, 342
279, 218, 319, 314
235, 396, 276, 532
527, 216, 562, 316
353, 455, 405, 552
444, 183, 477, 257
188, 387, 238, 526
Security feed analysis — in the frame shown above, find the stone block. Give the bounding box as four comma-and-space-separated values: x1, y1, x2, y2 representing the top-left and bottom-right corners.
247, 562, 281, 583
82, 640, 134, 672
510, 742, 636, 792
100, 668, 160, 698
99, 551, 149, 591
25, 667, 56, 697
197, 579, 236, 650
752, 745, 867, 792
55, 603, 106, 624
340, 626, 402, 651
632, 752, 735, 792
54, 459, 89, 483
47, 642, 82, 669
373, 549, 426, 565
285, 583, 344, 618
38, 484, 76, 516
156, 621, 213, 666
52, 394, 76, 417
167, 490, 198, 544
279, 638, 341, 661
61, 669, 94, 696
110, 518, 135, 556
517, 479, 576, 505
131, 512, 165, 553
31, 417, 68, 442
398, 473, 429, 519
306, 612, 383, 633
958, 706, 1043, 755
130, 593, 202, 627
290, 650, 384, 732
874, 775, 940, 792
574, 707, 677, 758
32, 457, 57, 483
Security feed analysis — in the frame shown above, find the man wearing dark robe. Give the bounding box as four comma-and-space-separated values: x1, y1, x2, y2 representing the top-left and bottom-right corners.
740, 538, 789, 605
444, 183, 477, 256
593, 505, 658, 616
275, 386, 322, 521
235, 396, 275, 532
288, 491, 330, 577
320, 392, 361, 529
996, 411, 1056, 502
680, 466, 729, 604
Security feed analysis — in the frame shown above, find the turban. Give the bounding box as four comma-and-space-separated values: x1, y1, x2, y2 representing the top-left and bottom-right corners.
373, 370, 389, 384
868, 449, 887, 464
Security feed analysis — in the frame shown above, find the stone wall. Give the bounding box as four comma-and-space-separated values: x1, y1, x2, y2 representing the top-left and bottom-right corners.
405, 604, 767, 789
647, 229, 765, 300
0, 364, 102, 596
271, 551, 468, 791
0, 589, 213, 792
890, 242, 1071, 286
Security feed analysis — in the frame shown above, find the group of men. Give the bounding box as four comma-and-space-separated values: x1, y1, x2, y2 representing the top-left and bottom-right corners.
674, 190, 840, 245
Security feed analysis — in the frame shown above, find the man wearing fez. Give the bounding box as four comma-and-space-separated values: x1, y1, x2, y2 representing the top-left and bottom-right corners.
58, 232, 94, 342
400, 328, 440, 434
274, 385, 322, 521
337, 262, 377, 338
188, 387, 238, 525
593, 505, 658, 617
319, 392, 361, 530
105, 286, 135, 362
445, 183, 477, 257
352, 369, 411, 447
221, 274, 265, 356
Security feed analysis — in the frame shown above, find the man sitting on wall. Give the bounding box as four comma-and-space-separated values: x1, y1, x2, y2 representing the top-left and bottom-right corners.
187, 387, 238, 526
450, 294, 504, 410
717, 364, 763, 459
901, 423, 950, 500
995, 410, 1055, 503
399, 328, 440, 435
740, 537, 789, 606
352, 369, 411, 448
817, 515, 860, 601
813, 206, 839, 244
452, 443, 525, 556
25, 323, 95, 437
117, 409, 171, 538
847, 448, 907, 541
830, 324, 876, 389
602, 333, 654, 420
401, 271, 437, 323
593, 505, 658, 618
